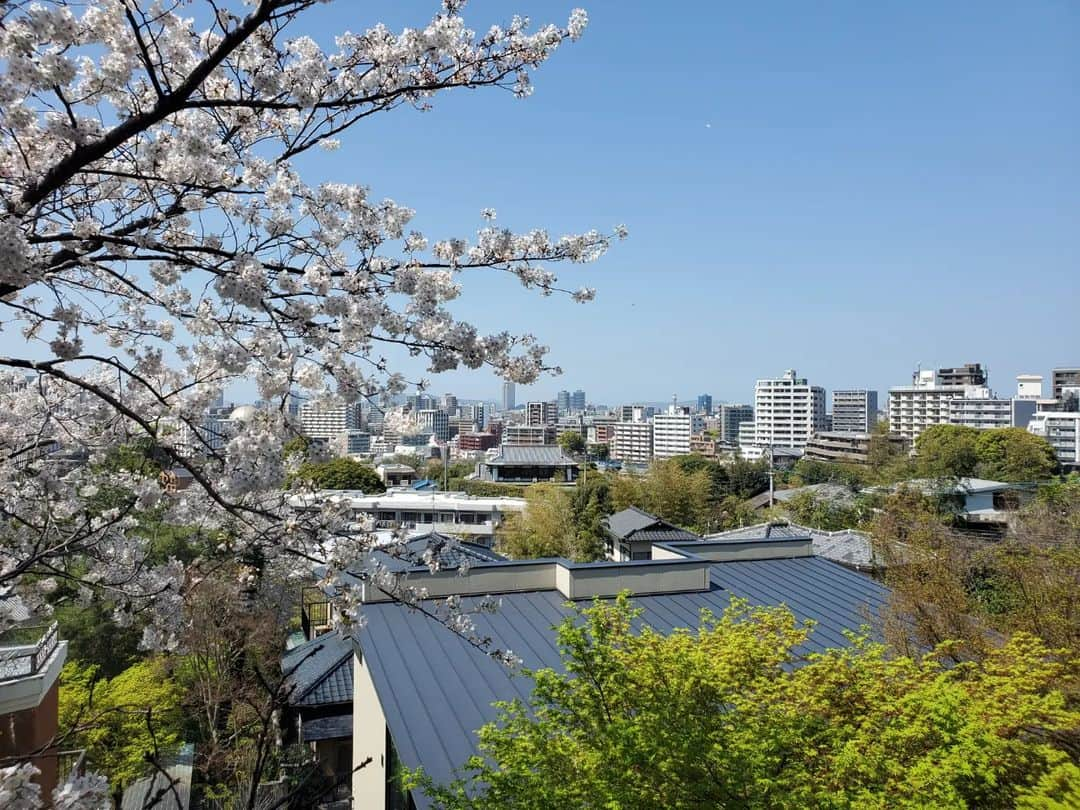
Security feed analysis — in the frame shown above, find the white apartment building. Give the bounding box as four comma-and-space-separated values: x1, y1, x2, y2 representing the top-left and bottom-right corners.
501, 424, 554, 446
948, 388, 1037, 431
741, 370, 826, 457
611, 421, 653, 465
888, 370, 966, 444
652, 406, 705, 459
299, 401, 362, 440
831, 390, 878, 433
526, 401, 558, 426
1028, 411, 1080, 470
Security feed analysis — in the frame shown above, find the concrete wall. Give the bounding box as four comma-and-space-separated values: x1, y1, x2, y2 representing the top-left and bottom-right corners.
352, 651, 388, 808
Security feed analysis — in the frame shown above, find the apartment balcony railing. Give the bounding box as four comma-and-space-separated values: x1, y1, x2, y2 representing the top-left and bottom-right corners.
301, 588, 332, 640
0, 621, 59, 682
57, 749, 87, 783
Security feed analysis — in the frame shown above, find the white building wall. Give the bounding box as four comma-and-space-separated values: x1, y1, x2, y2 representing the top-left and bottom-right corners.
611, 422, 653, 464
746, 370, 825, 452
352, 650, 389, 808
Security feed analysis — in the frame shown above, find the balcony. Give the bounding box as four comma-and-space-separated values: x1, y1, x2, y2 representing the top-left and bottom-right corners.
0, 622, 59, 683
301, 588, 332, 641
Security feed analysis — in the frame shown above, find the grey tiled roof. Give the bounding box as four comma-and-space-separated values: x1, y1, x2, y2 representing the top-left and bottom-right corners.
369, 533, 505, 573
282, 632, 353, 707
708, 523, 808, 540
708, 523, 878, 570
302, 714, 353, 741
486, 445, 578, 466
357, 556, 888, 809
630, 528, 702, 543
120, 743, 193, 810
603, 506, 700, 542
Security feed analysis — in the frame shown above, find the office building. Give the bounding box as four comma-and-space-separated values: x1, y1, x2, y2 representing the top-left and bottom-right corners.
458, 432, 498, 453
617, 404, 655, 423
416, 409, 450, 442
441, 393, 458, 414
526, 401, 558, 426
501, 381, 516, 412
742, 370, 826, 455
556, 390, 571, 415
717, 403, 754, 445
570, 389, 586, 412
696, 394, 713, 415
831, 390, 878, 434
299, 401, 362, 440
610, 421, 653, 464
1052, 368, 1080, 401
652, 404, 705, 459
341, 430, 372, 455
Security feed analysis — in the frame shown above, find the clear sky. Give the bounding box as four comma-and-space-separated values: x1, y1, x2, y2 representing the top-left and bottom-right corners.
288, 0, 1078, 406
32, 1, 1079, 409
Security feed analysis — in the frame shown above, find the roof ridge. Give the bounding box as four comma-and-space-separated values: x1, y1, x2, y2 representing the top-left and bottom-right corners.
294, 646, 353, 702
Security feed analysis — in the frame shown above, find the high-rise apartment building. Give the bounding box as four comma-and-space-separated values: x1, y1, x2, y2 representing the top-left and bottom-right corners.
831, 390, 878, 434
742, 370, 826, 455
526, 401, 558, 426
888, 368, 976, 444
717, 404, 754, 445
299, 401, 362, 440
652, 406, 705, 459
937, 363, 987, 388
948, 388, 1036, 431
1029, 412, 1080, 471
611, 421, 653, 465
696, 394, 713, 415
501, 381, 516, 411
1052, 368, 1080, 401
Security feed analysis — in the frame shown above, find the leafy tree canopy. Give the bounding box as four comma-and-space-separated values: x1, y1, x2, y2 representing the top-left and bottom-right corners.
292, 457, 385, 492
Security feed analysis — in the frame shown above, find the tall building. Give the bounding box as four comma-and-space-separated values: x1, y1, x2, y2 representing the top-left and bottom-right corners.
556, 390, 571, 415
1052, 368, 1080, 401
502, 424, 555, 446
1016, 374, 1044, 399
501, 381, 516, 412
938, 363, 987, 388
618, 404, 655, 423
442, 393, 458, 415
717, 403, 754, 445
831, 390, 878, 434
1029, 412, 1080, 471
526, 401, 558, 426
742, 370, 826, 455
652, 405, 705, 459
696, 394, 713, 415
417, 409, 450, 442
298, 401, 362, 440
611, 421, 653, 464
948, 388, 1036, 431
570, 389, 586, 412
888, 369, 974, 444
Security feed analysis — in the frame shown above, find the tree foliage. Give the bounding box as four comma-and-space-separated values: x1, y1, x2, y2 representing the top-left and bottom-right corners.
292, 457, 384, 492
410, 595, 1080, 809
498, 482, 608, 562
556, 431, 586, 455
59, 659, 184, 793
915, 425, 1058, 482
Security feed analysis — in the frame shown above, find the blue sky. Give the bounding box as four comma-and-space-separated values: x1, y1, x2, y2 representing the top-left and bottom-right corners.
17, 1, 1075, 408
286, 0, 1078, 406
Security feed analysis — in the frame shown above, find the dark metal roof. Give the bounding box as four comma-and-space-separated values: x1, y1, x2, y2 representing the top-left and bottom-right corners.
302, 714, 353, 741
282, 632, 353, 707
357, 556, 888, 809
485, 445, 578, 466
708, 523, 878, 570
708, 523, 808, 540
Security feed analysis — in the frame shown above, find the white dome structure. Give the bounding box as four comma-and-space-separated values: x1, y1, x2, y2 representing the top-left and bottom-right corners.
229, 404, 259, 423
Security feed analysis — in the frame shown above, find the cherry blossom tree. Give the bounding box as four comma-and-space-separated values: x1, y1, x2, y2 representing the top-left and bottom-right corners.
0, 0, 619, 801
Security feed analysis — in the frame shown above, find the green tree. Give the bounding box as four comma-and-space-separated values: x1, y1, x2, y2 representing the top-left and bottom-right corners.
557, 431, 586, 455
783, 490, 872, 531
59, 659, 184, 795
410, 596, 1079, 810
292, 457, 385, 491
974, 428, 1057, 482
915, 424, 980, 479
610, 459, 713, 532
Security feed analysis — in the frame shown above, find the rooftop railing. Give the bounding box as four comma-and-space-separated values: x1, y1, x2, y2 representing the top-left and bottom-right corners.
0, 621, 59, 682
